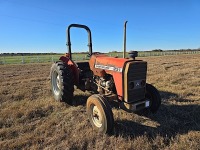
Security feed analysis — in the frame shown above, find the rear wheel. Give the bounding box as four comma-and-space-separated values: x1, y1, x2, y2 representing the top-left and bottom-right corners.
146, 83, 161, 113
86, 94, 114, 134
50, 62, 74, 105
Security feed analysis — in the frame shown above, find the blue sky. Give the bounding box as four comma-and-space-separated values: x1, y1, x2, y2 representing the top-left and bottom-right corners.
0, 0, 200, 53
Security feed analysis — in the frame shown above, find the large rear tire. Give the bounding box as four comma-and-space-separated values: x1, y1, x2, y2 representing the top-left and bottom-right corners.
86, 94, 114, 134
146, 83, 161, 113
50, 62, 74, 105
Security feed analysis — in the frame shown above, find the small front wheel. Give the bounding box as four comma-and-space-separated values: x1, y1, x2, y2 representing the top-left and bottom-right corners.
86, 94, 114, 134
146, 83, 161, 113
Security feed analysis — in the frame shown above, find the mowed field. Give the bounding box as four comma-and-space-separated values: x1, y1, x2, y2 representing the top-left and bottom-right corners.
0, 54, 200, 149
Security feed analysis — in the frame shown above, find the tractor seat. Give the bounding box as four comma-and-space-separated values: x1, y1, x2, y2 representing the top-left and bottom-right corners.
76, 61, 90, 71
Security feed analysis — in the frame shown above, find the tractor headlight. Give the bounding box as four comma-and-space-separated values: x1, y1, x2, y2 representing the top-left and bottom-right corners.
129, 81, 134, 90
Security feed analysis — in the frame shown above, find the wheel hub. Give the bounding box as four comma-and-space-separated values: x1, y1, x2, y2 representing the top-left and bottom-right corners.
52, 71, 61, 96
56, 75, 60, 89
92, 106, 102, 128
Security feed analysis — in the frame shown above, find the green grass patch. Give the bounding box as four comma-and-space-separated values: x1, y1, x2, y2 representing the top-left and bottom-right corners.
1, 51, 200, 64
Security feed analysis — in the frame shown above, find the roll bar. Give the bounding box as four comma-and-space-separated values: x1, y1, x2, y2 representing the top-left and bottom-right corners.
66, 24, 93, 59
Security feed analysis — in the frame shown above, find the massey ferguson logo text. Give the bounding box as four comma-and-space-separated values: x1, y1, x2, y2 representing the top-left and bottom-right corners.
95, 63, 122, 72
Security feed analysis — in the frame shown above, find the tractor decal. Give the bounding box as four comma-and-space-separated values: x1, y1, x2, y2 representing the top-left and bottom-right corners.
95, 64, 123, 72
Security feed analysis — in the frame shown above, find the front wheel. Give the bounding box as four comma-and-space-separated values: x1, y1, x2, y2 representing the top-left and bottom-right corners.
146, 83, 161, 113
86, 94, 114, 134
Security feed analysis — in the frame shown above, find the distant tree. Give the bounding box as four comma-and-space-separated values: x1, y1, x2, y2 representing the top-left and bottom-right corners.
109, 50, 118, 53
152, 49, 163, 52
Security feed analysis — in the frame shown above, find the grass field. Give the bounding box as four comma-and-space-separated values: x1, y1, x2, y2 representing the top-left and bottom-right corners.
0, 54, 200, 149
1, 50, 199, 64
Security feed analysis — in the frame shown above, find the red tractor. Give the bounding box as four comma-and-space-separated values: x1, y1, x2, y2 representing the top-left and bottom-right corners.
50, 22, 161, 134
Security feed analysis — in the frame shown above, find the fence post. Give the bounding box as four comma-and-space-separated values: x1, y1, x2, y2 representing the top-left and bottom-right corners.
3, 57, 6, 64
21, 56, 24, 64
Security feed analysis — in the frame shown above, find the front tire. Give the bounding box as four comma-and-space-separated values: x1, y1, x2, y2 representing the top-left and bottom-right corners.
146, 83, 161, 113
50, 62, 74, 105
86, 94, 114, 134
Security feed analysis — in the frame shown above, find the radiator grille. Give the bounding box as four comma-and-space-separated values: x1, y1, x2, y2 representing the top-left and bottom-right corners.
123, 61, 147, 103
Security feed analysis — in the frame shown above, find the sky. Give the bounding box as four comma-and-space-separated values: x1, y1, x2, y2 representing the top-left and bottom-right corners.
0, 0, 200, 53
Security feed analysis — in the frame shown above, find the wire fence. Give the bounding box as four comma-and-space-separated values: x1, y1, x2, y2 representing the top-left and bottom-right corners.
0, 51, 200, 65
0, 55, 57, 64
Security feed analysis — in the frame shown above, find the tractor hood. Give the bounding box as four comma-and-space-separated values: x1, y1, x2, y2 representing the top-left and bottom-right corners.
89, 54, 128, 76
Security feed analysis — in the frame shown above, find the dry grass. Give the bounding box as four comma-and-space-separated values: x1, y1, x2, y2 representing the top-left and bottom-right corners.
0, 54, 200, 149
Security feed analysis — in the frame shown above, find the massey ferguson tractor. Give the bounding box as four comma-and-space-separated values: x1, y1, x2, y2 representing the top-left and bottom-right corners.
50, 22, 161, 134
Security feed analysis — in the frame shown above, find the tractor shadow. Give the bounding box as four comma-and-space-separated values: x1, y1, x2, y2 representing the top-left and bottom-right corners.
114, 91, 200, 139
72, 95, 88, 106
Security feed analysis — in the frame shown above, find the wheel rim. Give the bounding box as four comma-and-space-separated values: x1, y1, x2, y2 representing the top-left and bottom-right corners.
52, 71, 61, 96
91, 105, 103, 128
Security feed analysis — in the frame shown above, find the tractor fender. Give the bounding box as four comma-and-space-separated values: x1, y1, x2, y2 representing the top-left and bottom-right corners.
59, 56, 79, 85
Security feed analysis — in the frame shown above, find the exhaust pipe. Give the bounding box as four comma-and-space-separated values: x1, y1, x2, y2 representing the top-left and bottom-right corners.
123, 21, 128, 58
